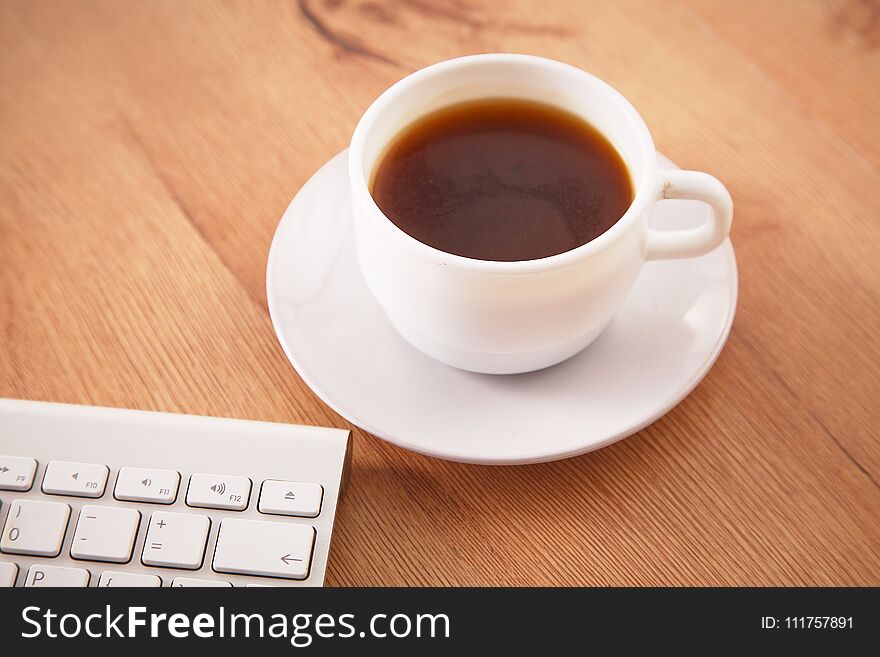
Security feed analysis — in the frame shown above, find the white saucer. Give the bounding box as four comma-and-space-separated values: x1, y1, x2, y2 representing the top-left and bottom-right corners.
267, 150, 737, 465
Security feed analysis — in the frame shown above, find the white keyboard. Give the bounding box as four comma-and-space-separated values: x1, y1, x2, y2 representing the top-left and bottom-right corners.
0, 399, 350, 587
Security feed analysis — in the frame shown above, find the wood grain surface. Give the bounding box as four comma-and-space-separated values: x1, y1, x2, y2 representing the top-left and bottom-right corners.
1, 0, 879, 586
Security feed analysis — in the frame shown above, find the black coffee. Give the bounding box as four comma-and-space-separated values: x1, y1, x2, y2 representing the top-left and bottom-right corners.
371, 98, 633, 261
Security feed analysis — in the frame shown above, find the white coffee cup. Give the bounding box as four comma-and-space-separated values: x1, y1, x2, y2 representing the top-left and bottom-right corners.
348, 54, 733, 374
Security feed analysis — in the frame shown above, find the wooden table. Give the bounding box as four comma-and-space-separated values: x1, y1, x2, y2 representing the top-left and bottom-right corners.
2, 0, 878, 586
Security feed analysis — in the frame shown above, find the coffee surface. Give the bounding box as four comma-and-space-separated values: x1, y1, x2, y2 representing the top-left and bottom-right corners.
371, 98, 633, 261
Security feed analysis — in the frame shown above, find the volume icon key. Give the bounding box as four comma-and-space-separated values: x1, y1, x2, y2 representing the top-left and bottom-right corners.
42, 461, 108, 498
187, 474, 251, 511
114, 468, 180, 505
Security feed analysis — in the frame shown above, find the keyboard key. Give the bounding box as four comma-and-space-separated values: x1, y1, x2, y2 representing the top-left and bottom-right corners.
259, 480, 323, 518
115, 467, 180, 504
25, 564, 89, 587
0, 456, 37, 491
1, 499, 70, 556
213, 518, 315, 580
99, 571, 161, 587
70, 506, 140, 563
0, 562, 18, 586
42, 461, 108, 498
172, 577, 231, 587
186, 473, 251, 511
142, 512, 210, 570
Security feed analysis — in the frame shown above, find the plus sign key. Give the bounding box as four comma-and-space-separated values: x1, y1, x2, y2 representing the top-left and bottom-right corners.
141, 512, 210, 570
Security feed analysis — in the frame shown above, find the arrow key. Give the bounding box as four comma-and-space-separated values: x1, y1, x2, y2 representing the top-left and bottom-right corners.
213, 518, 315, 580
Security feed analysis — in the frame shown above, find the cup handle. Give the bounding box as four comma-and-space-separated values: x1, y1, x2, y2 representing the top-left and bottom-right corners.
645, 169, 734, 260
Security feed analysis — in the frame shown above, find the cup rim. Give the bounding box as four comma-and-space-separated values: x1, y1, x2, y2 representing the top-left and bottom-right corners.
348, 53, 658, 274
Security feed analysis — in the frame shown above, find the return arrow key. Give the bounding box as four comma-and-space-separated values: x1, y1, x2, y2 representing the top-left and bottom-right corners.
213, 518, 315, 580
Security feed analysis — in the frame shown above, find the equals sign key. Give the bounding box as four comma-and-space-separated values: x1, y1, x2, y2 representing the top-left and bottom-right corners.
142, 512, 212, 569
